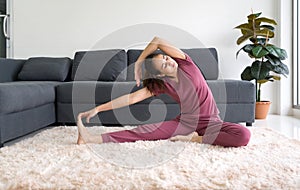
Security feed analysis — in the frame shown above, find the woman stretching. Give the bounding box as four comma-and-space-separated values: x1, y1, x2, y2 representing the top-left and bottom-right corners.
77, 37, 251, 147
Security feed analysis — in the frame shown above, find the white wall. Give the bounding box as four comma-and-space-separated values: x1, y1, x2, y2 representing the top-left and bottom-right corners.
10, 0, 291, 114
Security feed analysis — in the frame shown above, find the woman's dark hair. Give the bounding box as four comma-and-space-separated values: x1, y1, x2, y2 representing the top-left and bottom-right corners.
142, 53, 166, 94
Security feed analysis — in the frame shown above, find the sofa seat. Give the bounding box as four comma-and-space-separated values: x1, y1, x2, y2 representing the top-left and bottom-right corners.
207, 80, 255, 103
0, 81, 61, 114
0, 81, 61, 145
56, 80, 255, 125
56, 81, 180, 125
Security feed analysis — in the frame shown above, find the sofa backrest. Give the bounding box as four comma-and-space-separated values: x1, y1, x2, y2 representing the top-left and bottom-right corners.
0, 48, 219, 83
126, 48, 219, 81
0, 58, 25, 82
182, 48, 219, 80
71, 49, 127, 81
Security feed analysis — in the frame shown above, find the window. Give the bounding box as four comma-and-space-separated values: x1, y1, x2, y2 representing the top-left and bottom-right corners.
294, 0, 300, 108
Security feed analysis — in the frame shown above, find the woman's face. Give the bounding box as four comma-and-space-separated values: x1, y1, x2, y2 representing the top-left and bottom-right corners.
152, 54, 178, 77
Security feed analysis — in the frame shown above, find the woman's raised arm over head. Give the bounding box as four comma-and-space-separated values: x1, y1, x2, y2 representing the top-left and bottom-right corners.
134, 37, 185, 86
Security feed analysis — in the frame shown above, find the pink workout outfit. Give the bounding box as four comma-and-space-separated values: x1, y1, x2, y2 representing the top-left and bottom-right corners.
101, 54, 251, 147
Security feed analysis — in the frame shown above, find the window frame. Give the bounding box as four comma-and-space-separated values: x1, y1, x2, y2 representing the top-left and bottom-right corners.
294, 0, 300, 109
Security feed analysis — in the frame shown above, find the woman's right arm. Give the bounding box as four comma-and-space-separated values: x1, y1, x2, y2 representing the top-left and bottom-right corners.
135, 36, 185, 86
78, 87, 153, 123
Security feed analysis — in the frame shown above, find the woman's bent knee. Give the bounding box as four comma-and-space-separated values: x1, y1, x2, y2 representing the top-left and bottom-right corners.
235, 127, 251, 147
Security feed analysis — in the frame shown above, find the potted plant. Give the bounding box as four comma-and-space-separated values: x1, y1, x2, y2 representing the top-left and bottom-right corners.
235, 12, 289, 119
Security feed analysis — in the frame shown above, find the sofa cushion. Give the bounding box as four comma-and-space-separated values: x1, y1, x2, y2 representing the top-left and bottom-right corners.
126, 48, 219, 81
71, 49, 127, 81
0, 81, 60, 114
17, 57, 72, 81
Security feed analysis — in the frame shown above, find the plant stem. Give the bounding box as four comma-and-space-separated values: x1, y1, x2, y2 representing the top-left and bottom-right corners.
255, 80, 258, 102
252, 17, 256, 43
265, 31, 269, 46
258, 82, 261, 102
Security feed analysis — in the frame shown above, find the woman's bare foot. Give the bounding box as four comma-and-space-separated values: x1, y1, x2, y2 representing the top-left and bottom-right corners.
170, 132, 202, 143
77, 118, 91, 144
77, 133, 86, 145
76, 117, 103, 144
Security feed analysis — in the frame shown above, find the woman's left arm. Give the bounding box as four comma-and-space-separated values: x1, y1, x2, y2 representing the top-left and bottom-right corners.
78, 87, 153, 123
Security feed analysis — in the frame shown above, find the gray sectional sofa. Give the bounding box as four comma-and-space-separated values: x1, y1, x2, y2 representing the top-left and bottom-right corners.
0, 48, 255, 147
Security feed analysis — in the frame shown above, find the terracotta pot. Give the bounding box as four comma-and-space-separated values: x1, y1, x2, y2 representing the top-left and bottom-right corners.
255, 101, 271, 119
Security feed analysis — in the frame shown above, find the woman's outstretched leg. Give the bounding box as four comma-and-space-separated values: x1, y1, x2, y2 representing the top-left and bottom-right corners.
77, 117, 179, 144
101, 120, 182, 143
77, 117, 200, 144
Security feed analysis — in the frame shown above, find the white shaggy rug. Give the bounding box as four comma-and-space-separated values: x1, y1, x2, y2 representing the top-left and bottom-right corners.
0, 126, 299, 190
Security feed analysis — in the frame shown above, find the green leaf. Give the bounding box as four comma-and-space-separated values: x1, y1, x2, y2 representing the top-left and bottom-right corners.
250, 37, 269, 45
241, 66, 254, 81
243, 44, 255, 53
269, 75, 281, 80
265, 54, 281, 66
257, 79, 270, 84
272, 62, 289, 76
235, 23, 254, 35
237, 33, 253, 45
264, 60, 274, 70
251, 61, 261, 79
260, 25, 275, 31
247, 12, 262, 20
236, 48, 243, 58
248, 52, 256, 59
265, 75, 274, 81
255, 29, 275, 38
265, 45, 288, 60
236, 44, 255, 58
251, 61, 271, 80
255, 17, 277, 25
252, 46, 269, 58
235, 23, 253, 30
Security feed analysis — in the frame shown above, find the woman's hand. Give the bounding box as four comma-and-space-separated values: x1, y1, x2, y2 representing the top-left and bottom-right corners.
134, 60, 143, 87
77, 108, 98, 123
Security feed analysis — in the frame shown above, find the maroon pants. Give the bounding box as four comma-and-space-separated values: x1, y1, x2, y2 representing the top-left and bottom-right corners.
101, 116, 251, 147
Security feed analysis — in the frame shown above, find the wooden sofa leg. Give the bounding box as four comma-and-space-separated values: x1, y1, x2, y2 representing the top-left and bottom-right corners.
246, 122, 252, 127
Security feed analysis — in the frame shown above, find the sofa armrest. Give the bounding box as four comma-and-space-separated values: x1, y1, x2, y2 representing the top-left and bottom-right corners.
0, 58, 25, 82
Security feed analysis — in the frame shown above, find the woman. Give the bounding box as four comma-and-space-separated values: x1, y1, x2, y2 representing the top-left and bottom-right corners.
77, 37, 251, 147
